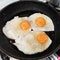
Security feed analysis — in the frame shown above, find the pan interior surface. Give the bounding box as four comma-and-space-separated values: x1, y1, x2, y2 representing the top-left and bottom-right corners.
0, 1, 60, 59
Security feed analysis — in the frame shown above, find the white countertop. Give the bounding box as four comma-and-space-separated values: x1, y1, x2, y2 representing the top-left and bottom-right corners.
0, 0, 47, 10
0, 0, 19, 10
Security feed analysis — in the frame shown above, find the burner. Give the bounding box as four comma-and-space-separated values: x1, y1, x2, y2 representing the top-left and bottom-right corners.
56, 49, 60, 56
0, 51, 59, 60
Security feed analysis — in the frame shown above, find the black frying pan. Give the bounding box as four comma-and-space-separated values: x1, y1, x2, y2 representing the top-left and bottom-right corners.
0, 1, 60, 60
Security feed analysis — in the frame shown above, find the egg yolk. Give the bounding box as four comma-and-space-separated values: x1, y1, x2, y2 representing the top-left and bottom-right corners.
35, 17, 46, 27
20, 20, 30, 30
36, 33, 48, 44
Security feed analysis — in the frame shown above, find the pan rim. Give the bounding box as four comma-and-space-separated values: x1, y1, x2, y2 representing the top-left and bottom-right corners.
0, 1, 60, 59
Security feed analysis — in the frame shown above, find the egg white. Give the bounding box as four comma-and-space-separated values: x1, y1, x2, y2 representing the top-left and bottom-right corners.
28, 13, 54, 31
14, 31, 52, 54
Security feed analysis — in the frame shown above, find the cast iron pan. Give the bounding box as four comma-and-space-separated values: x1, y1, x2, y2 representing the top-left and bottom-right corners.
0, 1, 60, 60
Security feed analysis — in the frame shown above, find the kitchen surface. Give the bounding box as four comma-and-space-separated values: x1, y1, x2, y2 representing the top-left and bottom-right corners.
0, 0, 60, 60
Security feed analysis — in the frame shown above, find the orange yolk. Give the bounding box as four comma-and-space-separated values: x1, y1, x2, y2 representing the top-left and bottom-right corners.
35, 17, 46, 27
20, 20, 30, 30
36, 33, 48, 44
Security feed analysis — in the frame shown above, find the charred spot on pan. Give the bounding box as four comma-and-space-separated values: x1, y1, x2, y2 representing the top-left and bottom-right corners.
9, 39, 15, 43
31, 29, 34, 31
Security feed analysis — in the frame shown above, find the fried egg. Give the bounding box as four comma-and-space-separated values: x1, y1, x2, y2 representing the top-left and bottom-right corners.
2, 13, 53, 55
2, 16, 31, 39
14, 31, 52, 54
28, 13, 54, 31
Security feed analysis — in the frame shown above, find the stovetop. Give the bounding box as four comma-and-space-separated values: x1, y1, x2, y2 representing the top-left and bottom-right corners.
0, 9, 60, 60
0, 0, 60, 60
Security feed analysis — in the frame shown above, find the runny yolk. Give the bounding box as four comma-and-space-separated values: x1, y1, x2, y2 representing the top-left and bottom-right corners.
36, 33, 48, 44
35, 17, 46, 27
20, 20, 30, 30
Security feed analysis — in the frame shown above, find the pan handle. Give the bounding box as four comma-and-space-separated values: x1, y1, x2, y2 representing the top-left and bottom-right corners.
49, 0, 60, 7
19, 0, 46, 2
19, 0, 60, 7
19, 0, 60, 10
